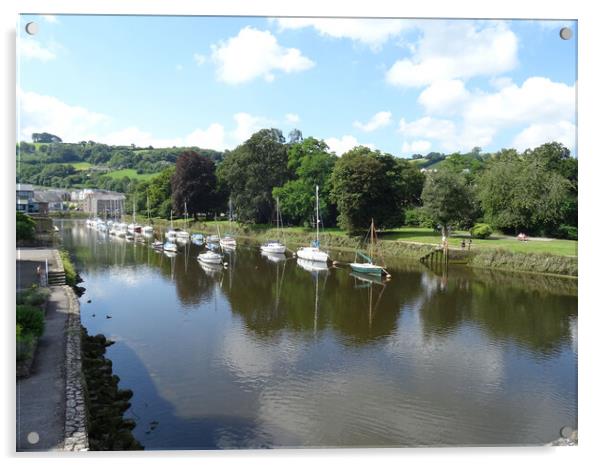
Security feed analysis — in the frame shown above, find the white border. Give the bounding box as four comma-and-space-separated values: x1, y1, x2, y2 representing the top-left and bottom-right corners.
2, 1, 600, 465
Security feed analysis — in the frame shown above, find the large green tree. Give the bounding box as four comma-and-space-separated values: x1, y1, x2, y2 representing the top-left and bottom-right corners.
421, 169, 478, 238
217, 129, 290, 223
477, 147, 572, 234
330, 146, 424, 233
171, 151, 218, 218
273, 137, 337, 226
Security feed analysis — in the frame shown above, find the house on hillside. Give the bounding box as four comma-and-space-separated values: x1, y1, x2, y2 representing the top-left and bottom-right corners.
16, 184, 47, 214
33, 189, 69, 212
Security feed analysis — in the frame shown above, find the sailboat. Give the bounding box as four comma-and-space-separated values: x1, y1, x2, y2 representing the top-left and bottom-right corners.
127, 197, 142, 233
296, 185, 329, 263
197, 249, 223, 265
142, 194, 153, 235
220, 199, 237, 249
349, 219, 391, 278
165, 210, 177, 240
176, 202, 190, 241
261, 196, 286, 254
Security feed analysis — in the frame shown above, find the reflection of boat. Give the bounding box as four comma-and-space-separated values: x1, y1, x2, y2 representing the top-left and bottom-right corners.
165, 210, 177, 240
297, 186, 329, 263
207, 235, 219, 243
197, 250, 223, 265
297, 257, 329, 273
349, 219, 390, 278
199, 261, 222, 276
206, 242, 220, 251
164, 250, 177, 259
261, 250, 286, 263
152, 240, 164, 250
164, 241, 177, 252
125, 231, 135, 241
176, 235, 190, 244
350, 271, 386, 286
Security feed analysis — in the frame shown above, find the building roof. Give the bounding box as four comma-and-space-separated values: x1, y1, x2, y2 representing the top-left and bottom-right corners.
34, 191, 65, 203
16, 184, 34, 191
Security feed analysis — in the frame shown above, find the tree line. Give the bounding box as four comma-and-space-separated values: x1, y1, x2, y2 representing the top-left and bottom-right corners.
127, 129, 576, 240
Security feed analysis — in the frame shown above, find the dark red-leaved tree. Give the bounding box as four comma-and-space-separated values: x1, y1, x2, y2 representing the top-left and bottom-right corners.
171, 151, 218, 219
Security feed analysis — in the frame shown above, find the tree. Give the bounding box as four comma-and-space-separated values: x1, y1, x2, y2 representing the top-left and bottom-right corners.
171, 151, 218, 219
16, 212, 36, 241
477, 148, 572, 235
32, 132, 62, 143
330, 146, 424, 233
273, 137, 337, 225
288, 128, 303, 144
421, 169, 478, 238
217, 129, 290, 223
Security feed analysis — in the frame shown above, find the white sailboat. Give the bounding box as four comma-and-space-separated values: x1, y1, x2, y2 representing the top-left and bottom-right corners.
142, 194, 153, 235
220, 198, 237, 249
296, 185, 330, 263
165, 210, 177, 240
127, 197, 142, 233
163, 241, 177, 252
176, 202, 190, 241
197, 250, 223, 265
261, 196, 286, 254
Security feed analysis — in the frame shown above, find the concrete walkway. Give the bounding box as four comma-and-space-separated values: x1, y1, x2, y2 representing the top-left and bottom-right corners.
16, 285, 69, 451
16, 248, 61, 290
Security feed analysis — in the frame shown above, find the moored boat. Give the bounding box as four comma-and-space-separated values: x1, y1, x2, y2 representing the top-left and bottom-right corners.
297, 186, 329, 263
197, 250, 223, 265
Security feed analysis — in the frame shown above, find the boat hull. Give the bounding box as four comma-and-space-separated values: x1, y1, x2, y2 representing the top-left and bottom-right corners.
261, 243, 286, 254
197, 252, 222, 264
349, 263, 385, 275
297, 247, 329, 263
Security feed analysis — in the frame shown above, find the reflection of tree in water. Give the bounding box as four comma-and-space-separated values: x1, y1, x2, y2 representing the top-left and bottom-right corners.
167, 245, 215, 307
418, 267, 577, 357
221, 248, 425, 345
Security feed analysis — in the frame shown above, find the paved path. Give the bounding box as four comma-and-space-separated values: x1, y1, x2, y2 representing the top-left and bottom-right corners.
16, 285, 69, 451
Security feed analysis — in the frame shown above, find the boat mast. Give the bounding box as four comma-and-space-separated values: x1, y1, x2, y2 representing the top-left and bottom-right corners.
315, 185, 320, 245
147, 194, 150, 223
184, 202, 188, 231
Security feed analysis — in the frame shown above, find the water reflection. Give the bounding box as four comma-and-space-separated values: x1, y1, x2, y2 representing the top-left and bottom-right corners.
58, 220, 577, 448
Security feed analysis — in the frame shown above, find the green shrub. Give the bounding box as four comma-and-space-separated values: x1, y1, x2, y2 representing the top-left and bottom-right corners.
16, 286, 50, 306
557, 224, 578, 240
16, 212, 36, 241
404, 207, 436, 229
59, 250, 77, 286
16, 305, 45, 338
470, 223, 494, 239
17, 331, 35, 362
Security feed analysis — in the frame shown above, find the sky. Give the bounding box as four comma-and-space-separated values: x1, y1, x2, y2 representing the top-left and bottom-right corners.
17, 15, 577, 157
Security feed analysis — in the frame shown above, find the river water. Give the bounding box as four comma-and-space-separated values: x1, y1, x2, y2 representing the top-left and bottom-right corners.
58, 220, 577, 449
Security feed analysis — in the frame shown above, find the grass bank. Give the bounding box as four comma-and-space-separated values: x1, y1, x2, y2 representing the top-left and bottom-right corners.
134, 218, 578, 277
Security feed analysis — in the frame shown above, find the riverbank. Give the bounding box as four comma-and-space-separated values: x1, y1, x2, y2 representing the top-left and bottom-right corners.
138, 218, 578, 277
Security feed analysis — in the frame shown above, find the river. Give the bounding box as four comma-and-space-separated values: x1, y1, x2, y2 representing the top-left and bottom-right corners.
58, 220, 577, 449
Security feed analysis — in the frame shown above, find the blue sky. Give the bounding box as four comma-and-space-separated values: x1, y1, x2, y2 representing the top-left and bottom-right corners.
17, 15, 577, 156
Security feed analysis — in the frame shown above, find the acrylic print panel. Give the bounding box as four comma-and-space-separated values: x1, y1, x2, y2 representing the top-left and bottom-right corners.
16, 14, 577, 451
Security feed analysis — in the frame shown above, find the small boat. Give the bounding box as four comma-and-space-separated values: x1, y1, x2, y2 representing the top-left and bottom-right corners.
142, 225, 153, 234
191, 233, 204, 245
142, 195, 153, 235
220, 236, 237, 249
125, 231, 135, 241
163, 241, 177, 253
261, 197, 286, 254
176, 230, 190, 240
197, 250, 223, 265
152, 240, 164, 250
206, 242, 220, 251
164, 250, 177, 259
207, 234, 220, 243
349, 219, 390, 278
297, 186, 330, 263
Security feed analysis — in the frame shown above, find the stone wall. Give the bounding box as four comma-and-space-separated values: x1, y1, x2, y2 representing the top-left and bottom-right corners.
63, 285, 89, 451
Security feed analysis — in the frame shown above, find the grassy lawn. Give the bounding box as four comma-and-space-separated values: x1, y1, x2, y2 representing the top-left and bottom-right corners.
381, 227, 577, 256
104, 169, 159, 181
68, 162, 93, 171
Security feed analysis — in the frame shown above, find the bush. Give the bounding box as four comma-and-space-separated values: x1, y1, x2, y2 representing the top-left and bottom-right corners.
16, 212, 36, 241
470, 223, 493, 239
16, 304, 45, 338
404, 207, 436, 229
17, 331, 35, 362
556, 224, 578, 240
16, 286, 50, 306
59, 250, 77, 286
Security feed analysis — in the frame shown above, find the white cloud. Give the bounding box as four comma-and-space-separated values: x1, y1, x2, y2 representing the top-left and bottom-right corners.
274, 18, 410, 50
175, 64, 183, 71
103, 127, 181, 148
352, 111, 392, 132
231, 112, 273, 145
325, 135, 373, 156
211, 27, 314, 84
19, 37, 56, 61
193, 53, 206, 66
401, 140, 432, 154
185, 123, 227, 151
41, 15, 58, 23
285, 113, 300, 124
386, 21, 518, 87
513, 121, 576, 152
401, 76, 576, 152
18, 88, 109, 142
418, 80, 470, 115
